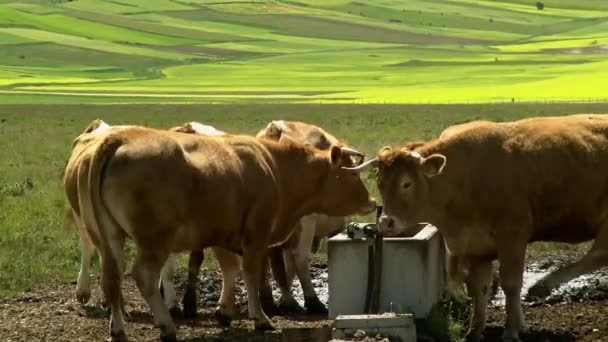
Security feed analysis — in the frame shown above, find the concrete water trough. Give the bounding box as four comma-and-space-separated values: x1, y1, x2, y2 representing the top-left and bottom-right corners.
328, 223, 446, 320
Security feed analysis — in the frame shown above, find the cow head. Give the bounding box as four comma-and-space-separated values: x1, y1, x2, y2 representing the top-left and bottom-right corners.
376, 146, 446, 236
316, 144, 376, 217
343, 145, 446, 236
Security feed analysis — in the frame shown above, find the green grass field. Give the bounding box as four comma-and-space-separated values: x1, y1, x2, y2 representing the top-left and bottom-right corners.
1, 0, 608, 103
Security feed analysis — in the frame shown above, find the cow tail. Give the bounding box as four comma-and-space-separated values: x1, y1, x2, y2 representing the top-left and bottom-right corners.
79, 135, 124, 270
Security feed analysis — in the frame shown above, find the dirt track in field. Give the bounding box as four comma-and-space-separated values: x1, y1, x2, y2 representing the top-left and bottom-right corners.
0, 258, 607, 342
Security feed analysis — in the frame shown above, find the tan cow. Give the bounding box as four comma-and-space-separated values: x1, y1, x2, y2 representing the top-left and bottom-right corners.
350, 114, 608, 342
177, 120, 369, 318
63, 120, 139, 307
166, 122, 241, 320
77, 126, 375, 341
65, 120, 197, 315
257, 120, 363, 313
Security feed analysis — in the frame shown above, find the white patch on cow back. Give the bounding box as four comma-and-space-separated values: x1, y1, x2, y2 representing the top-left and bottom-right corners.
189, 122, 225, 136
91, 121, 111, 135
408, 151, 422, 159
272, 120, 291, 133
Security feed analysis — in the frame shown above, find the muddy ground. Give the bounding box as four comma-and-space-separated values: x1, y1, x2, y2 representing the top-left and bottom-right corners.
0, 258, 606, 342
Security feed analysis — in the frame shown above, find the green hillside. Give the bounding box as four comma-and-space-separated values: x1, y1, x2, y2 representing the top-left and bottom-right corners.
1, 0, 608, 103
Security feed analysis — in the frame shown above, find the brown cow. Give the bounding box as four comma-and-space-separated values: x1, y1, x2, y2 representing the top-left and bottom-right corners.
166, 122, 243, 320
65, 120, 218, 315
257, 120, 364, 313
179, 120, 368, 318
63, 120, 138, 307
77, 126, 375, 341
349, 114, 608, 341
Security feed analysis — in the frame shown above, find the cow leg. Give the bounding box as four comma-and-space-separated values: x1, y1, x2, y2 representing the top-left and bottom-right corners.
159, 253, 181, 318
271, 247, 302, 314
259, 251, 281, 316
528, 227, 608, 299
445, 253, 469, 303
213, 247, 240, 326
100, 237, 128, 342
132, 249, 176, 342
182, 250, 204, 319
465, 257, 493, 342
293, 224, 327, 314
100, 241, 128, 314
76, 227, 95, 304
242, 246, 274, 330
497, 237, 528, 341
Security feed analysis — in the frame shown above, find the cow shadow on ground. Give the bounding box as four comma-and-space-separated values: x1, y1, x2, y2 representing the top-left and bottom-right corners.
482, 327, 576, 342
180, 330, 282, 342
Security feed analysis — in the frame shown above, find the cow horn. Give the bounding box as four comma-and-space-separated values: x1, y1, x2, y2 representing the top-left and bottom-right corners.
342, 157, 378, 172
341, 146, 365, 157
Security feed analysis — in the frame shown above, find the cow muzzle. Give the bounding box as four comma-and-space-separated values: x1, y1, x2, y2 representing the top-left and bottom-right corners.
377, 214, 406, 236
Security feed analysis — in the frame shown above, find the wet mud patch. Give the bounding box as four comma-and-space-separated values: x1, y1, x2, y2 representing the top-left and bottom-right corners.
189, 258, 329, 312
491, 260, 608, 307
0, 257, 606, 341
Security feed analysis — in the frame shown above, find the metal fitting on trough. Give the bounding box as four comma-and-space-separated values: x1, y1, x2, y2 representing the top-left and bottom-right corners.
344, 206, 384, 314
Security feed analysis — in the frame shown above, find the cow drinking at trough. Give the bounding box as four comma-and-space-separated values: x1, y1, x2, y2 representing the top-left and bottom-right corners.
178, 119, 370, 318
77, 126, 375, 341
349, 114, 608, 341
257, 120, 365, 314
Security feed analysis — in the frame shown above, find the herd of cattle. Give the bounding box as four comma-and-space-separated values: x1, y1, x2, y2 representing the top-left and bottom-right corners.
61, 114, 608, 342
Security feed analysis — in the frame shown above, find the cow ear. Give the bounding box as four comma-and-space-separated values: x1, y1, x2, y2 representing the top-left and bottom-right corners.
421, 154, 446, 177
330, 145, 342, 167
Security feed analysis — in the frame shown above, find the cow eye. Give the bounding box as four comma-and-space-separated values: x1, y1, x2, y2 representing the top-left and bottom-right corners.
402, 181, 412, 189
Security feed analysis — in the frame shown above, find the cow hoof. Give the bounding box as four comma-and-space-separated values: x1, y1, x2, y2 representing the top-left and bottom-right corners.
182, 301, 197, 319
254, 320, 275, 331
182, 305, 197, 319
76, 289, 91, 304
465, 330, 483, 342
214, 309, 233, 327
182, 288, 197, 319
501, 330, 521, 342
304, 298, 328, 315
109, 331, 128, 342
160, 332, 177, 342
501, 336, 521, 342
101, 299, 110, 311
261, 300, 281, 317
278, 300, 304, 314
160, 326, 177, 342
169, 306, 183, 319
527, 281, 551, 299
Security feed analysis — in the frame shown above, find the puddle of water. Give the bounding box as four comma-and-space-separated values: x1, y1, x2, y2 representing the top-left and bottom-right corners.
281, 327, 332, 342
269, 269, 329, 307
491, 264, 608, 307
491, 267, 547, 307
197, 262, 605, 311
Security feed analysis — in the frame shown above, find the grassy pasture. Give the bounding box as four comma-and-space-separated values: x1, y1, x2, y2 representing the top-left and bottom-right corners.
0, 0, 607, 103
1, 102, 607, 298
